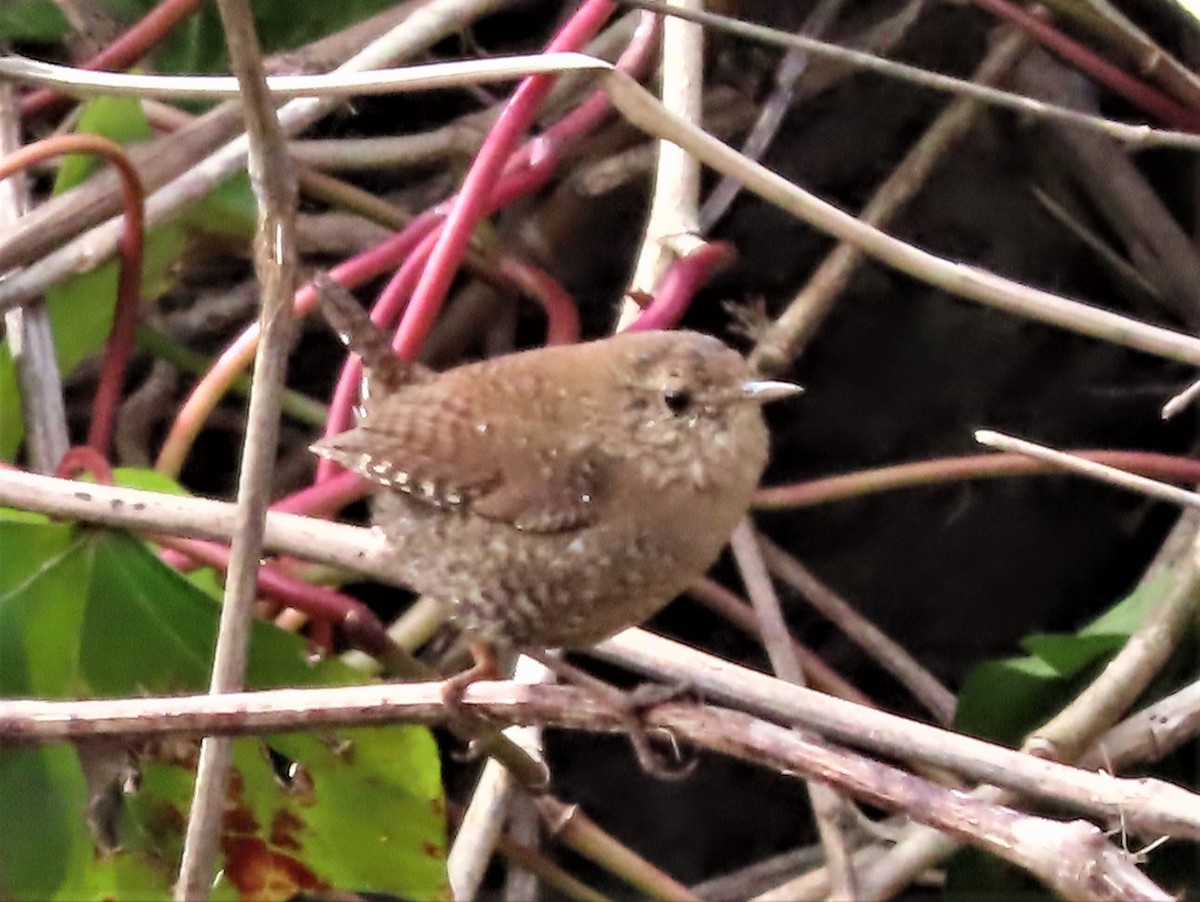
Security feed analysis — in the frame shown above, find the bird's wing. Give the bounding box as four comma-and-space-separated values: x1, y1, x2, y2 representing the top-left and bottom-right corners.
310, 396, 606, 533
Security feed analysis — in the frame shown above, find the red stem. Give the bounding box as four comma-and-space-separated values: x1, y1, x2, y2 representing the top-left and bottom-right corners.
627, 242, 736, 332
161, 535, 392, 646
497, 256, 581, 346
971, 0, 1200, 130
54, 446, 114, 483
754, 450, 1200, 509
396, 0, 617, 357
0, 134, 145, 457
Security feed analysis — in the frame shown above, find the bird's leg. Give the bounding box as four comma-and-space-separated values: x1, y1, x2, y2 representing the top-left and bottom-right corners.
310, 271, 421, 392
528, 651, 697, 780
442, 640, 501, 714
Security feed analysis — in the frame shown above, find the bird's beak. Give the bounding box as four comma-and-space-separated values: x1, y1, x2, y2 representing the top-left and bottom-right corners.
741, 379, 803, 403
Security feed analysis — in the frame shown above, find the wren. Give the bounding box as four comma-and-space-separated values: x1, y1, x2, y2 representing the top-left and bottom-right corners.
309, 276, 799, 659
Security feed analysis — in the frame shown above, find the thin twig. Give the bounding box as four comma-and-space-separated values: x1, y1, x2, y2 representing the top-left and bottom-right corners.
851, 481, 1200, 898
0, 0, 519, 314
754, 449, 1200, 509
1085, 677, 1200, 772
699, 0, 850, 230
970, 0, 1200, 129
0, 685, 1172, 899
449, 656, 551, 899
729, 520, 858, 899
19, 0, 206, 118
535, 796, 702, 901
753, 26, 1031, 365
174, 0, 298, 896
7, 53, 1200, 371
974, 430, 1200, 509
756, 534, 957, 726
686, 577, 871, 704
4, 468, 1200, 840
618, 0, 706, 328
0, 85, 68, 473
616, 0, 1200, 149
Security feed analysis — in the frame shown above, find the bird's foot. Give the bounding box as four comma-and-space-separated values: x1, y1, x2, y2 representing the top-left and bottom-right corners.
442, 641, 502, 756
529, 651, 698, 780
622, 681, 700, 780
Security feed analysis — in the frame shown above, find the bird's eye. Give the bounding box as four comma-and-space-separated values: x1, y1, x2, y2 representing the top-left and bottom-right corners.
663, 388, 692, 415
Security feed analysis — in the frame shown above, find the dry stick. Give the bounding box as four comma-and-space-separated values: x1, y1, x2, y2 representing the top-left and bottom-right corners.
686, 577, 871, 704
5, 21, 1199, 151
0, 0, 430, 277
0, 86, 69, 473
972, 433, 1200, 763
501, 785, 541, 901
618, 0, 705, 329
617, 0, 1200, 151
1012, 50, 1200, 330
173, 1, 298, 898
753, 26, 1031, 364
730, 520, 858, 900
4, 672, 1198, 847
0, 99, 245, 277
5, 469, 1200, 839
2, 465, 1200, 839
854, 553, 1200, 900
596, 69, 1200, 369
690, 840, 847, 901
755, 535, 957, 726
849, 434, 1200, 899
974, 431, 1200, 510
494, 826, 615, 902
449, 656, 551, 899
533, 796, 701, 902
0, 685, 1170, 899
0, 0, 515, 313
8, 58, 1200, 372
753, 449, 1200, 510
751, 846, 888, 902
1031, 185, 1164, 303
1036, 0, 1200, 110
1084, 676, 1200, 772
699, 0, 850, 230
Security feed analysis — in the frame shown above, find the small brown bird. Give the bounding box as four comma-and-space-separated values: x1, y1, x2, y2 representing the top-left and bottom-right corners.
310, 276, 798, 668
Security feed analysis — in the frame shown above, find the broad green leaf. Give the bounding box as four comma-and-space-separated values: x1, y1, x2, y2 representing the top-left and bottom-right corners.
949, 573, 1184, 898
954, 573, 1173, 745
0, 522, 448, 900
54, 97, 151, 192
0, 1, 68, 41
182, 172, 258, 238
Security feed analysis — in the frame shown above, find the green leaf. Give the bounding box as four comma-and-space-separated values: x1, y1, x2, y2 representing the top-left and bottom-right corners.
181, 172, 257, 238
0, 1, 68, 41
54, 97, 151, 193
954, 573, 1173, 745
0, 523, 448, 899
948, 573, 1180, 900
